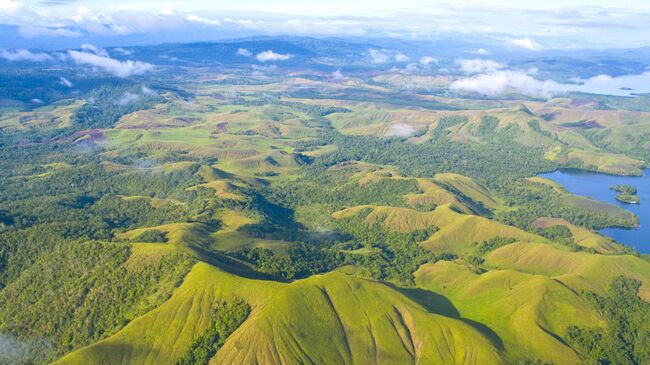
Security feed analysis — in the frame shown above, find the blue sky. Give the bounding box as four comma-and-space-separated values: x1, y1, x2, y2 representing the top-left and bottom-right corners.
2, 0, 650, 49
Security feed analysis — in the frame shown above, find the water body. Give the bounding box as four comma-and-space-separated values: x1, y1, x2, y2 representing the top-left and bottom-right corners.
540, 169, 650, 253
564, 71, 650, 97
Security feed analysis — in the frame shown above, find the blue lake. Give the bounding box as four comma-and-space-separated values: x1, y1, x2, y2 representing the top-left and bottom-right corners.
540, 169, 650, 253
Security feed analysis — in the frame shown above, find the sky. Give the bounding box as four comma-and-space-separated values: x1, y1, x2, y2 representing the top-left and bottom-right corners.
2, 0, 650, 49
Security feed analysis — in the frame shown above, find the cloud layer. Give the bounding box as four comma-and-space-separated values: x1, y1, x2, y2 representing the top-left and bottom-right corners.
450, 69, 562, 97
0, 49, 52, 62
67, 50, 153, 77
458, 59, 504, 74
1, 2, 650, 49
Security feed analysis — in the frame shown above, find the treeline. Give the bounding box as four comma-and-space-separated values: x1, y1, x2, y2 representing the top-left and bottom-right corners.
235, 242, 344, 280
567, 276, 650, 364
300, 120, 557, 183
0, 240, 193, 364
176, 299, 250, 365
333, 211, 439, 284
494, 178, 638, 231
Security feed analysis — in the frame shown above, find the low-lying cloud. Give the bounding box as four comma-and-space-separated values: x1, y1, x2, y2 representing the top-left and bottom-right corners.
387, 123, 415, 137
59, 77, 73, 88
68, 50, 154, 77
81, 43, 109, 57
0, 49, 52, 62
112, 47, 132, 56
331, 69, 347, 82
458, 59, 504, 74
450, 69, 562, 97
395, 53, 410, 62
510, 38, 542, 51
236, 48, 252, 57
256, 50, 291, 62
419, 56, 438, 65
115, 91, 140, 106
185, 14, 221, 26
369, 49, 391, 64
17, 25, 82, 39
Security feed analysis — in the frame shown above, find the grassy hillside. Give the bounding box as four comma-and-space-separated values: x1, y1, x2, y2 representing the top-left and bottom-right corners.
58, 263, 502, 365
415, 261, 603, 364
532, 217, 623, 253
3, 51, 650, 365
484, 242, 650, 300
332, 204, 544, 255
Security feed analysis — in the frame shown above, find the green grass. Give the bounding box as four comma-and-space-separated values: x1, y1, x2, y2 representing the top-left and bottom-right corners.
484, 242, 650, 300
415, 261, 604, 364
332, 204, 545, 255
57, 264, 502, 365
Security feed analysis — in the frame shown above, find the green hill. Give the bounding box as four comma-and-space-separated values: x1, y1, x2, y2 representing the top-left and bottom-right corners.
415, 261, 604, 364
332, 204, 544, 255
58, 263, 502, 365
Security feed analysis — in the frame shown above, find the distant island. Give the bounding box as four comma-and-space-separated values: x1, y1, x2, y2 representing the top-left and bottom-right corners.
612, 184, 640, 204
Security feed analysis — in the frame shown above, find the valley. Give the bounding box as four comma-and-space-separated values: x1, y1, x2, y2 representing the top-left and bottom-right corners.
0, 36, 649, 365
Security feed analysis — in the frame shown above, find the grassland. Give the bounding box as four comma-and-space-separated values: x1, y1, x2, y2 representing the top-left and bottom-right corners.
484, 242, 650, 300
333, 204, 545, 255
58, 263, 502, 365
415, 261, 604, 364
2, 61, 650, 365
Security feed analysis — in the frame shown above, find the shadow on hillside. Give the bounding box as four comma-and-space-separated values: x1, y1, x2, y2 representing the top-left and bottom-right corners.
183, 244, 288, 282
395, 286, 504, 351
460, 318, 505, 351
396, 286, 460, 317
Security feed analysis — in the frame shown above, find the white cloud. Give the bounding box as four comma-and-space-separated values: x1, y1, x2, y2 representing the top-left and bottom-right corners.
186, 14, 220, 26
256, 50, 291, 62
386, 123, 415, 137
236, 48, 252, 57
81, 43, 108, 57
224, 17, 260, 26
67, 50, 154, 78
588, 74, 614, 83
112, 47, 132, 56
156, 6, 175, 16
405, 63, 419, 72
395, 53, 410, 62
458, 59, 504, 74
510, 38, 542, 51
141, 85, 156, 95
419, 56, 438, 65
0, 0, 23, 15
450, 70, 563, 97
368, 49, 390, 64
17, 26, 82, 38
331, 69, 347, 82
59, 77, 73, 87
0, 49, 52, 62
474, 48, 490, 55
115, 91, 140, 106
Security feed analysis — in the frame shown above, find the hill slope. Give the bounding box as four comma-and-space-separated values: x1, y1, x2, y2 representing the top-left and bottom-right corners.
57, 263, 502, 365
